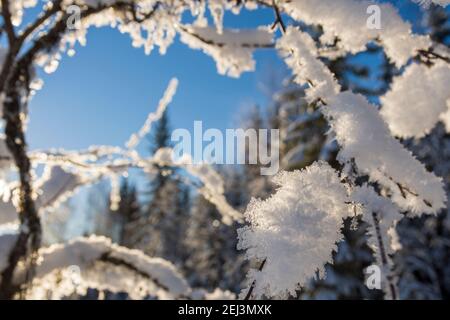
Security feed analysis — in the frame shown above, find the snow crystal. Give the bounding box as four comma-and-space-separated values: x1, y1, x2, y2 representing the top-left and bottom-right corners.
323, 92, 446, 215
282, 0, 431, 67
277, 27, 340, 103
28, 235, 191, 297
381, 62, 450, 138
238, 162, 352, 299
179, 26, 273, 77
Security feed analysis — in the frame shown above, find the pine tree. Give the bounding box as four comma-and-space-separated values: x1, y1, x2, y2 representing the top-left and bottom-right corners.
183, 169, 248, 293
268, 82, 335, 171
240, 106, 273, 200
91, 179, 141, 246
394, 211, 450, 299
130, 108, 189, 265
116, 179, 141, 248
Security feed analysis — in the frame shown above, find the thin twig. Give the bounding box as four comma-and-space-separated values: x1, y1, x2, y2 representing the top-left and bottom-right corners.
244, 259, 267, 300
1, 0, 16, 45
271, 0, 286, 33
371, 211, 397, 300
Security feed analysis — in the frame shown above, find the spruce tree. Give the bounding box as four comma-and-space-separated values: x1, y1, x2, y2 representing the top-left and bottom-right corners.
131, 108, 189, 266
183, 169, 248, 293
116, 179, 141, 248
240, 106, 273, 200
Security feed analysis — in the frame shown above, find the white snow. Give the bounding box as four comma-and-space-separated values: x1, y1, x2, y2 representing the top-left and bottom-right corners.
238, 162, 352, 299
277, 27, 340, 103
126, 78, 178, 149
323, 92, 446, 215
282, 0, 431, 67
381, 62, 450, 138
25, 235, 191, 298
179, 25, 273, 77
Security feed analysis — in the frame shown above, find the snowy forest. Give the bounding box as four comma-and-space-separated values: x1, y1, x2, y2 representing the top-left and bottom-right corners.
1, 0, 450, 301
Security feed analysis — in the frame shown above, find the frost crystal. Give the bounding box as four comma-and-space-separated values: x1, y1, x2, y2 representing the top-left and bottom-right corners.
381, 62, 450, 138
238, 162, 351, 299
282, 0, 431, 67
323, 92, 446, 214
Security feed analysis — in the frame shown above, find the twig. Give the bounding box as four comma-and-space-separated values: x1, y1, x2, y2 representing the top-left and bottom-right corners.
271, 0, 286, 33
417, 48, 450, 65
371, 211, 397, 300
244, 259, 267, 300
1, 0, 16, 45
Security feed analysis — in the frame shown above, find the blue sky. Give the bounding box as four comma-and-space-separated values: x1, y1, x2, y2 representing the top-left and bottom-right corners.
26, 0, 432, 156
19, 0, 443, 237
27, 7, 285, 154
27, 0, 429, 153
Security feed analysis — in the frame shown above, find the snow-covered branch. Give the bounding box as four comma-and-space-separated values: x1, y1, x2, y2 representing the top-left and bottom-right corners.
1, 0, 449, 300
0, 234, 192, 299
381, 61, 450, 138
238, 162, 352, 299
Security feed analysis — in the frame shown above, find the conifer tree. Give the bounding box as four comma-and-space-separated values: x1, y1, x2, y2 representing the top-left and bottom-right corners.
132, 108, 189, 265
116, 179, 141, 248
183, 169, 248, 293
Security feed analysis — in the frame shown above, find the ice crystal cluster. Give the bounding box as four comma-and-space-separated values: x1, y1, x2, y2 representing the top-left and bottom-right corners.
1, 0, 449, 300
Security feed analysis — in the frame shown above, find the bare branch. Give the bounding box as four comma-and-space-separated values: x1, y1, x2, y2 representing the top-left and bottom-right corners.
371, 211, 398, 300
271, 0, 286, 33
243, 259, 266, 300
1, 0, 16, 45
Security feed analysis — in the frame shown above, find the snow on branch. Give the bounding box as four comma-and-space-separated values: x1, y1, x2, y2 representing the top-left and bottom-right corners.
0, 163, 101, 225
381, 61, 450, 138
0, 0, 39, 27
276, 27, 340, 103
0, 147, 242, 226
151, 148, 243, 224
276, 20, 446, 217
20, 1, 272, 79
238, 162, 352, 299
281, 0, 431, 67
126, 78, 178, 149
350, 185, 402, 299
411, 0, 450, 7
1, 230, 236, 299
1, 235, 192, 299
34, 165, 98, 211
323, 92, 446, 215
178, 25, 274, 77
